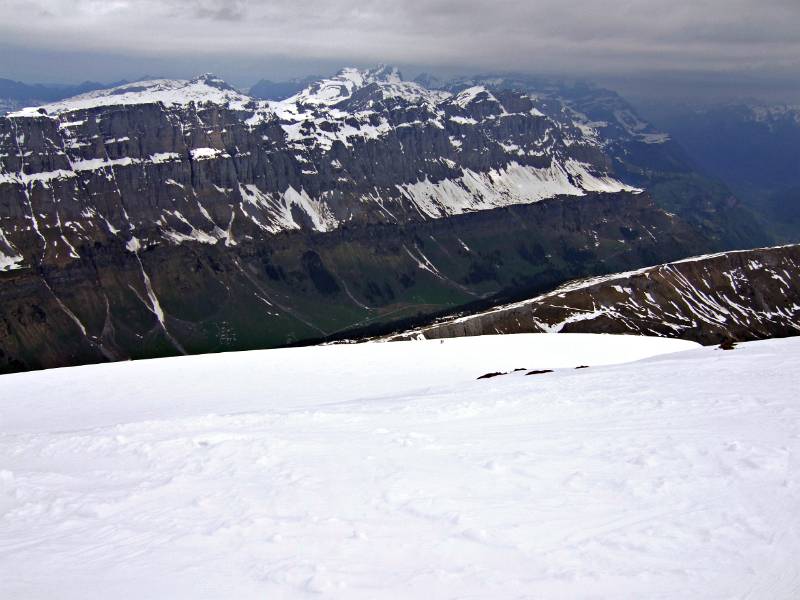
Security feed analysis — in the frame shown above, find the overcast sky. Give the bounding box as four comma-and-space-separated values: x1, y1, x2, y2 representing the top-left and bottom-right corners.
1, 0, 799, 101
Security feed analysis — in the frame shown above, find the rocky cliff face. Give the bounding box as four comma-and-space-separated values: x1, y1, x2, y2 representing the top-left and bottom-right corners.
387, 244, 800, 345
0, 67, 720, 372
0, 68, 636, 271
0, 190, 706, 373
430, 75, 769, 248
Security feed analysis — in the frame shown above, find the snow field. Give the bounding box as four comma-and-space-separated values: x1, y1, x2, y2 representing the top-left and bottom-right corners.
1, 334, 799, 599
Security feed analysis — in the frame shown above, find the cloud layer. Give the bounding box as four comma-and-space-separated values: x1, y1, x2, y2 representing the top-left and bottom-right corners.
1, 0, 799, 91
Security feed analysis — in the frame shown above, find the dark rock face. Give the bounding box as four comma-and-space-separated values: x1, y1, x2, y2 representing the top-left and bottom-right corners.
0, 68, 725, 373
477, 372, 506, 379
0, 190, 705, 373
389, 245, 800, 345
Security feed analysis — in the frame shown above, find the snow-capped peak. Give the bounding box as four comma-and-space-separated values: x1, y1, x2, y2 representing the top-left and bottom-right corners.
190, 73, 238, 92
11, 75, 254, 116
451, 86, 498, 109
264, 66, 453, 152
364, 64, 403, 84
285, 65, 413, 107
285, 69, 364, 107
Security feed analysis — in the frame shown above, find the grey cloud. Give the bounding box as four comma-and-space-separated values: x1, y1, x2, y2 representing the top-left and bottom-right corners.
0, 0, 798, 98
193, 1, 247, 22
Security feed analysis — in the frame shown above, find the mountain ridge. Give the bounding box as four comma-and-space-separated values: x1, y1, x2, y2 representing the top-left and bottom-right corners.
385, 243, 800, 344
0, 66, 639, 273
0, 66, 763, 373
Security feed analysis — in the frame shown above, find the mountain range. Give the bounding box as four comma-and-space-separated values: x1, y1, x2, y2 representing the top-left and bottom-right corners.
0, 66, 791, 372
644, 101, 800, 241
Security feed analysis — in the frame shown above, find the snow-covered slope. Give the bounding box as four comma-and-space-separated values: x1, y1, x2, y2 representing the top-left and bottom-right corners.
2, 333, 799, 599
278, 65, 445, 107
9, 74, 253, 116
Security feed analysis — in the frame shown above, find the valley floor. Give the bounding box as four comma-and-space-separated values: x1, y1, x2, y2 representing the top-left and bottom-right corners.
1, 334, 799, 598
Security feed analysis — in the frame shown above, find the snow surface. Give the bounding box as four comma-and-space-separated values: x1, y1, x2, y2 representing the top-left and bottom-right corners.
2, 333, 799, 599
282, 65, 443, 108
10, 75, 253, 116
0, 226, 24, 270
0, 250, 23, 271
397, 160, 638, 217
451, 86, 499, 109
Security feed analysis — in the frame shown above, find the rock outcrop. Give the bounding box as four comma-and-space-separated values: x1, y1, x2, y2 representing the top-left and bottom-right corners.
387, 245, 800, 345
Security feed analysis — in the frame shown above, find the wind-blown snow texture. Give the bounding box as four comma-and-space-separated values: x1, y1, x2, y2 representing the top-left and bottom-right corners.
2, 333, 799, 599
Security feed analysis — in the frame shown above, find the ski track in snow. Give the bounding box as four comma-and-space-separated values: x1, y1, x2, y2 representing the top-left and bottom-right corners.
0, 333, 799, 599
